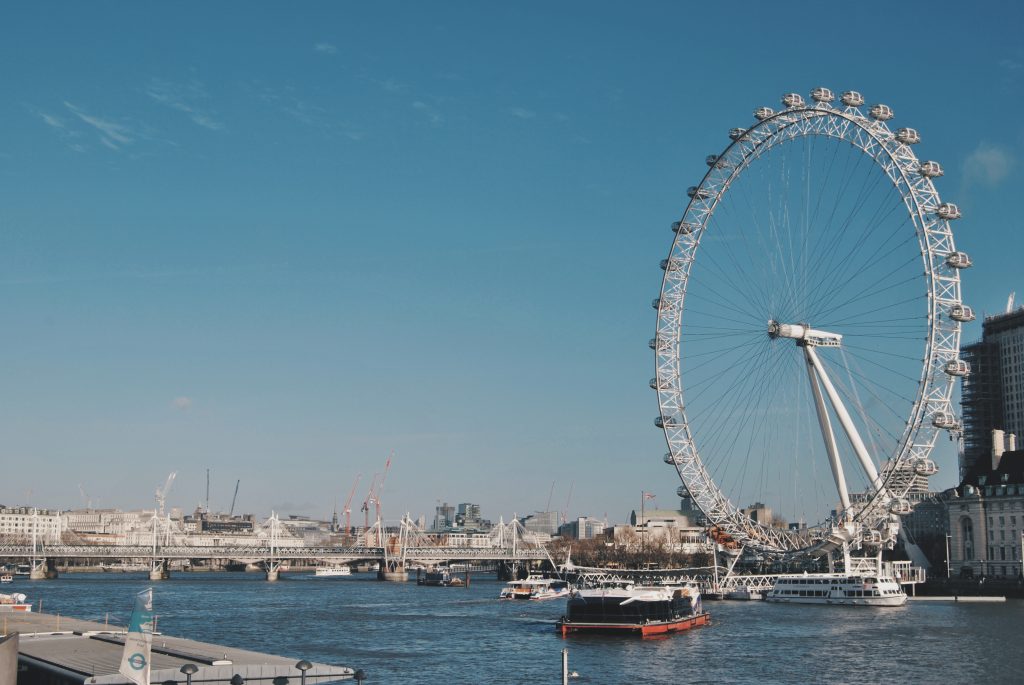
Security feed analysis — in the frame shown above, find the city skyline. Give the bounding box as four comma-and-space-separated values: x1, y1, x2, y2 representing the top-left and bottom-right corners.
2, 2, 1022, 522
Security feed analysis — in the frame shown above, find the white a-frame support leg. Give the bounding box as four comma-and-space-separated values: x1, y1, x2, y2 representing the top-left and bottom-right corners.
804, 350, 852, 513
804, 345, 883, 493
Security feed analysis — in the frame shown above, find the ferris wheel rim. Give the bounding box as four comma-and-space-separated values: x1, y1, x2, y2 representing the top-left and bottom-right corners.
654, 91, 965, 558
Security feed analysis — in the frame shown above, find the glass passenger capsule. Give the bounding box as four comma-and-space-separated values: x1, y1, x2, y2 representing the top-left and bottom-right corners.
728, 127, 747, 140
810, 87, 834, 103
869, 103, 894, 120
913, 458, 938, 477
660, 257, 683, 272
945, 251, 972, 268
672, 220, 697, 235
889, 499, 912, 515
841, 91, 865, 107
931, 412, 960, 430
919, 161, 944, 178
665, 452, 684, 465
949, 304, 975, 322
782, 93, 805, 108
687, 186, 712, 200
753, 106, 774, 120
895, 127, 920, 144
944, 359, 971, 377
937, 202, 961, 220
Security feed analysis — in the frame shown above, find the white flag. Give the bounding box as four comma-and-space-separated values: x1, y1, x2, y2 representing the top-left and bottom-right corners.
118, 588, 154, 685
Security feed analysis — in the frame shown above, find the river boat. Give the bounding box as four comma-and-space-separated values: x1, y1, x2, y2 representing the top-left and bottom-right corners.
0, 575, 12, 584
557, 583, 709, 637
0, 592, 32, 612
499, 576, 570, 600
14, 564, 30, 576
725, 585, 764, 601
314, 565, 352, 577
417, 567, 465, 587
765, 572, 907, 606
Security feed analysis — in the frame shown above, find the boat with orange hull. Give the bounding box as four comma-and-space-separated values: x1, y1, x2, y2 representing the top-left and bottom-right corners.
557, 584, 709, 637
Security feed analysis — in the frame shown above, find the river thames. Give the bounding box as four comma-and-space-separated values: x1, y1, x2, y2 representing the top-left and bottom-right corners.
17, 572, 1024, 684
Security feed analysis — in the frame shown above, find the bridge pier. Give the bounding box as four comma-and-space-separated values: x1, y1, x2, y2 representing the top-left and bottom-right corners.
29, 558, 57, 580
149, 559, 170, 581
265, 559, 282, 582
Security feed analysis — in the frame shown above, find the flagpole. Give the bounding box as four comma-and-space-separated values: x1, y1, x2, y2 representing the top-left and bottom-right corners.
640, 491, 645, 557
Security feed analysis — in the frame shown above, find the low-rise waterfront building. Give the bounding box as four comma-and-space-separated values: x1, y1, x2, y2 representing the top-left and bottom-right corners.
0, 506, 64, 543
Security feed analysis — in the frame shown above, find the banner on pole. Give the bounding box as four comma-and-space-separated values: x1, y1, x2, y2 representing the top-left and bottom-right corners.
118, 588, 154, 685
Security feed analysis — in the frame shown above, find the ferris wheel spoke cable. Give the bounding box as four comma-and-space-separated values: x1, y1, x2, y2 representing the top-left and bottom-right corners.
808, 201, 914, 313
732, 350, 801, 507
815, 271, 923, 320
832, 355, 916, 424
808, 204, 915, 316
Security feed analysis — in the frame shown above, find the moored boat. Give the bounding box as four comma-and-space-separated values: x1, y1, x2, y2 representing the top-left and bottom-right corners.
0, 592, 32, 612
499, 576, 570, 600
314, 565, 352, 577
417, 567, 465, 587
0, 575, 12, 584
558, 584, 709, 637
765, 572, 907, 606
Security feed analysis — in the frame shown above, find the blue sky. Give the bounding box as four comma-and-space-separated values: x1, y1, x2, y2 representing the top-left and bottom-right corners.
1, 2, 1021, 524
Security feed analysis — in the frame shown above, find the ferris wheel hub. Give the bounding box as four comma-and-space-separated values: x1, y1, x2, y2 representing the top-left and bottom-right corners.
767, 320, 842, 347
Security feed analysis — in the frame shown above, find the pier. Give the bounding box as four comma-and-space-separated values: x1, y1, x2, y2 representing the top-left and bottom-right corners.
2, 612, 360, 684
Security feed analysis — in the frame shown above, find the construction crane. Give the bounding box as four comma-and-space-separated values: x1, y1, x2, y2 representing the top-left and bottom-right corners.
342, 474, 362, 535
361, 473, 379, 531
78, 484, 93, 510
155, 472, 177, 516
229, 479, 240, 516
561, 481, 575, 526
374, 453, 393, 522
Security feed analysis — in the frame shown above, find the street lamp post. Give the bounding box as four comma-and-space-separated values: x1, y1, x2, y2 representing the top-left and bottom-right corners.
945, 533, 952, 579
180, 663, 198, 685
295, 660, 312, 685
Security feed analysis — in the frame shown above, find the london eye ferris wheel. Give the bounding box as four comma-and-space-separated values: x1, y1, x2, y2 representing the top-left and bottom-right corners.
652, 87, 971, 560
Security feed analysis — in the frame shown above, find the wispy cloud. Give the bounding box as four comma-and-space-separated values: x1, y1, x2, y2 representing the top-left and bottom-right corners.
963, 142, 1014, 187
413, 100, 443, 126
510, 107, 535, 120
31, 107, 88, 152
172, 397, 193, 411
145, 78, 224, 130
252, 83, 364, 141
361, 75, 407, 93
314, 42, 337, 55
64, 101, 135, 149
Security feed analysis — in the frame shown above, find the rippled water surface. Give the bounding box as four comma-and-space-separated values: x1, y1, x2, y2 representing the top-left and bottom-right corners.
18, 572, 1024, 684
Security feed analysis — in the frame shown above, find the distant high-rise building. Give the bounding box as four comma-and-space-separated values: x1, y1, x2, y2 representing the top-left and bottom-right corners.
520, 511, 559, 536
961, 305, 1024, 482
433, 502, 455, 531
457, 503, 481, 523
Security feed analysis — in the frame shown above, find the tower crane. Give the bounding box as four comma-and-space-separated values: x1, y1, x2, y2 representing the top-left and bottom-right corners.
229, 479, 240, 516
374, 452, 393, 523
342, 474, 362, 535
155, 472, 177, 516
361, 473, 379, 531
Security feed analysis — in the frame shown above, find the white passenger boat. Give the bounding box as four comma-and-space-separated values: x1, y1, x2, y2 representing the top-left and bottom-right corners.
315, 565, 352, 577
0, 574, 12, 584
766, 573, 906, 606
499, 576, 570, 600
